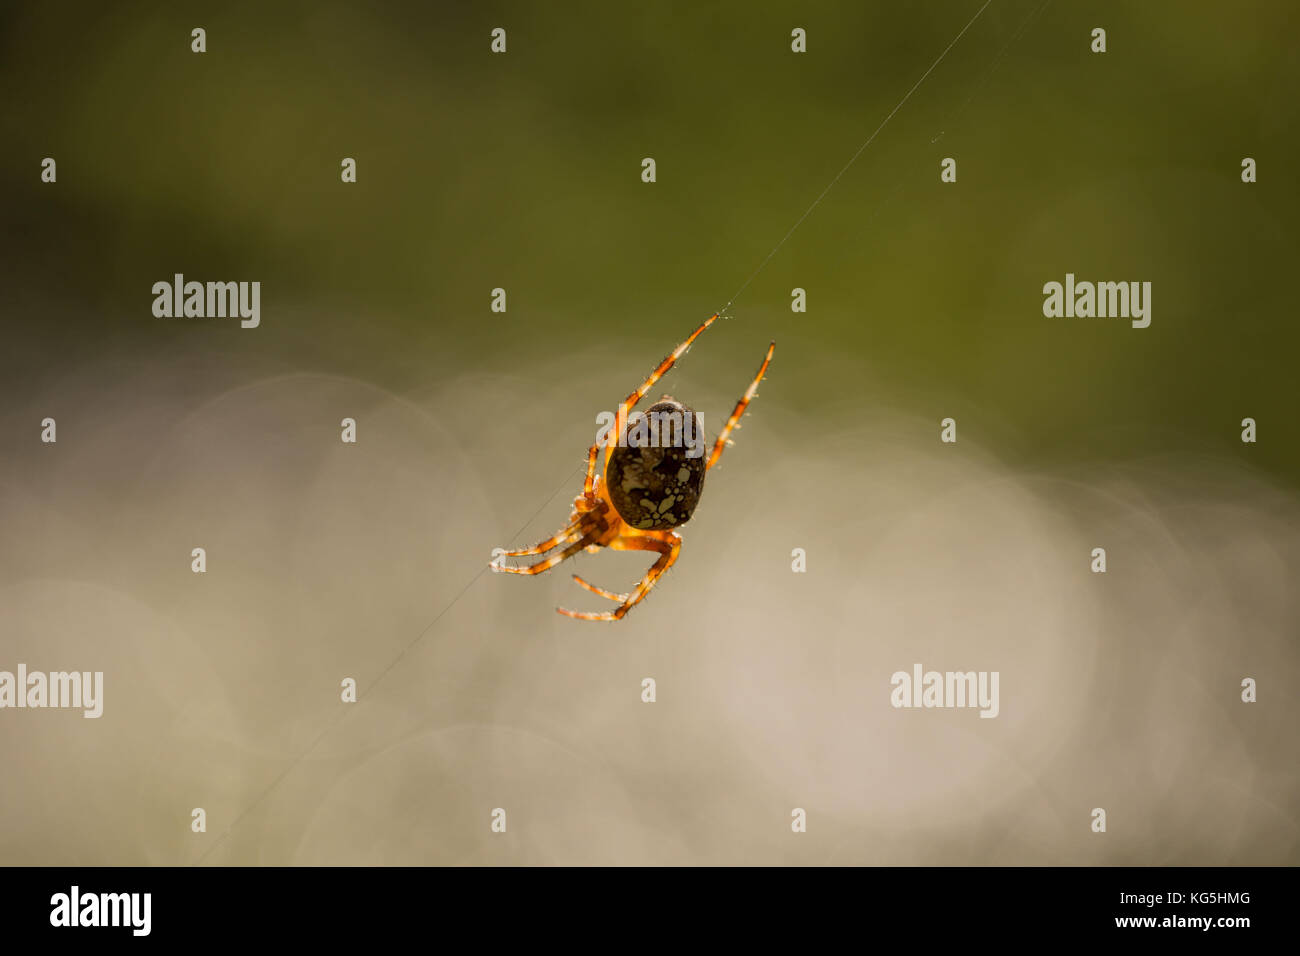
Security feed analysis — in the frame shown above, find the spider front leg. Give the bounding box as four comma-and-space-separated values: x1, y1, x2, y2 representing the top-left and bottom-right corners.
496, 524, 604, 575
571, 574, 628, 603
497, 523, 587, 559
557, 530, 682, 621
707, 341, 775, 470
492, 444, 603, 560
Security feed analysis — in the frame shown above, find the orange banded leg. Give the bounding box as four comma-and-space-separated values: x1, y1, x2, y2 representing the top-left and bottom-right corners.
497, 521, 587, 558
497, 527, 602, 575
582, 443, 599, 496
571, 574, 628, 603
616, 314, 719, 439
707, 341, 775, 470
557, 531, 682, 621
494, 503, 608, 562
496, 458, 606, 560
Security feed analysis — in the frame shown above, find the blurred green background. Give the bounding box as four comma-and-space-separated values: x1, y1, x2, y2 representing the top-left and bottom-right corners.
4, 0, 1298, 483
2, 1, 1299, 867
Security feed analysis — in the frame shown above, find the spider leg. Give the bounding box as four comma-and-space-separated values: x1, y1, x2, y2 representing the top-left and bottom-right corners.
498, 525, 584, 558
495, 499, 610, 562
582, 442, 599, 496
496, 450, 604, 559
557, 531, 681, 621
616, 313, 719, 441
497, 525, 603, 575
571, 574, 628, 603
707, 341, 775, 471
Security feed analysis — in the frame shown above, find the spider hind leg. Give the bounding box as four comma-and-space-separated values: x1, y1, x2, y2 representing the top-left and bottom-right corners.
707, 341, 775, 470
615, 314, 719, 441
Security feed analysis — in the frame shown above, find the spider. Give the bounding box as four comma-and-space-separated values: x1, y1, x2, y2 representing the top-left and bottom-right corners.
491, 313, 775, 621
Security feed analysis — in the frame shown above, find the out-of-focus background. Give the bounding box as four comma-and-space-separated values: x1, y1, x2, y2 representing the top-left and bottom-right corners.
1, 0, 1297, 864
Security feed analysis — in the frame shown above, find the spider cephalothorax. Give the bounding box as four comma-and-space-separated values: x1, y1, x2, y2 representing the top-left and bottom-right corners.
606, 398, 707, 530
491, 313, 773, 621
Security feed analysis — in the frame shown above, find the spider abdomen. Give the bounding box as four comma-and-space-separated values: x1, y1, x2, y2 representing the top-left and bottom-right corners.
606, 399, 706, 530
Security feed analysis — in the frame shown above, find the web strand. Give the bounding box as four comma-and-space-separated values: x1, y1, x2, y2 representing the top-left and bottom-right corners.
718, 0, 995, 316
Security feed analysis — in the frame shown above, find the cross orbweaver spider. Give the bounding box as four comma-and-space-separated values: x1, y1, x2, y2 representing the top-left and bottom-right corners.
491, 313, 775, 621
